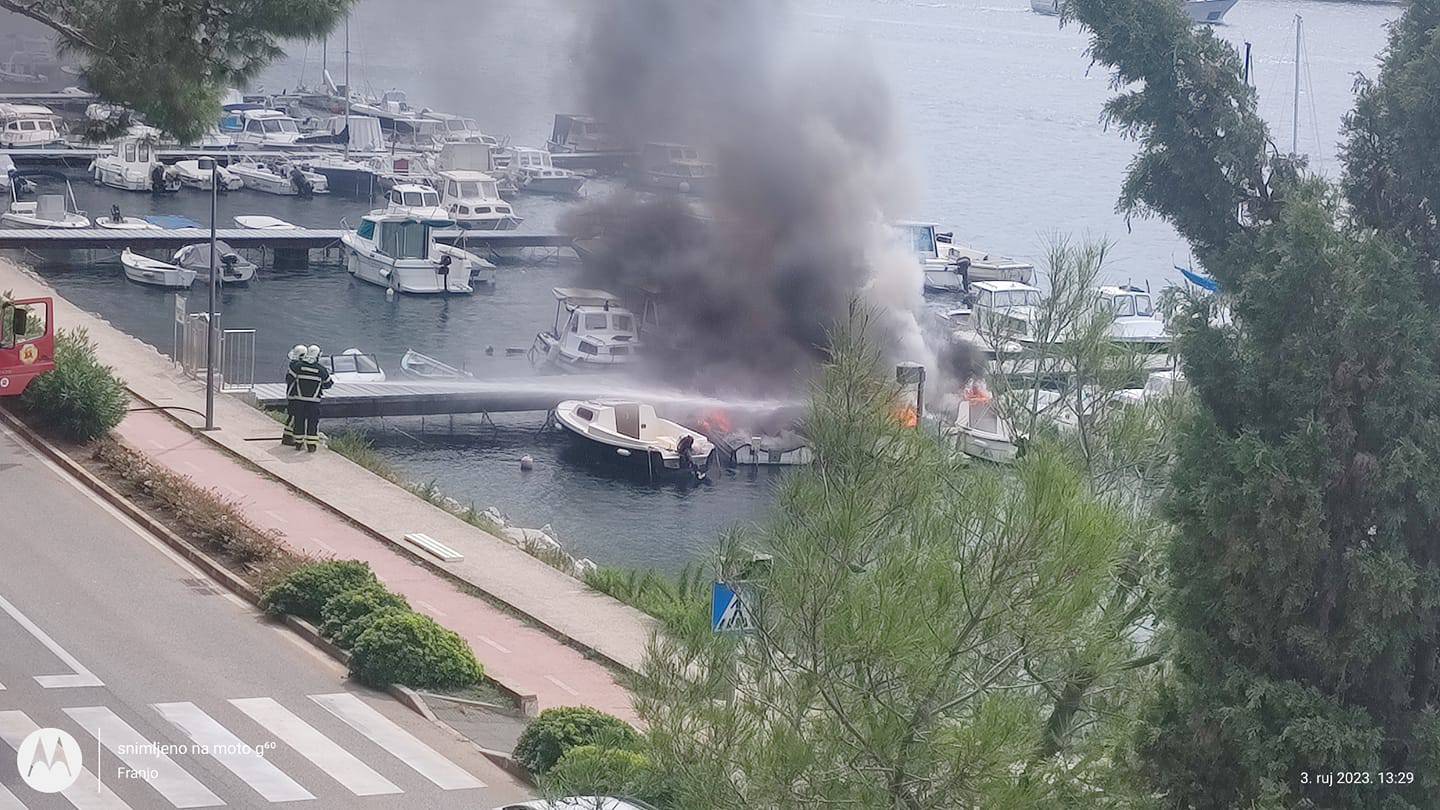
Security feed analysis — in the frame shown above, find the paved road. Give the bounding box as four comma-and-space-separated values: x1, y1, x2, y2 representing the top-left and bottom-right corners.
0, 423, 530, 809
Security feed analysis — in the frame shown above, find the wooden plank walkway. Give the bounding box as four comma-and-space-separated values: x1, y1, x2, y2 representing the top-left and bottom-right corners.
248, 377, 631, 417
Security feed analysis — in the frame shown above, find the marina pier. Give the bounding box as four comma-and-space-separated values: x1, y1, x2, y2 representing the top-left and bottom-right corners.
0, 227, 575, 252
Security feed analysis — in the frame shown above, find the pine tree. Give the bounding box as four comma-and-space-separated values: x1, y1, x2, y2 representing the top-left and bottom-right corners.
1066, 0, 1440, 805
0, 0, 353, 141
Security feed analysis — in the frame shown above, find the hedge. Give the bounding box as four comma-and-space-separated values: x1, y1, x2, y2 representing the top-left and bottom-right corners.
514, 706, 641, 774
260, 560, 377, 622
319, 584, 411, 647
349, 610, 483, 689
18, 328, 126, 441
544, 745, 672, 807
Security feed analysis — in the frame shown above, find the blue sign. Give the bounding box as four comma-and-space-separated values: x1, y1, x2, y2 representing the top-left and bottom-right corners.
711, 581, 755, 633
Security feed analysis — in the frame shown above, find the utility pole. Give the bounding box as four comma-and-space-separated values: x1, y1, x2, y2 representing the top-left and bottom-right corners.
200, 157, 219, 430
1291, 15, 1302, 158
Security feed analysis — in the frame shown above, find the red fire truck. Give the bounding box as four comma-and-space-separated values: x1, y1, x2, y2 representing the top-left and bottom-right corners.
0, 295, 55, 397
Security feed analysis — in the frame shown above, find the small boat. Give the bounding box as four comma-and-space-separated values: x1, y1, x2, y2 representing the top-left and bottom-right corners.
319, 348, 386, 383
435, 170, 522, 230
383, 183, 454, 225
1117, 370, 1185, 406
935, 236, 1034, 285
556, 399, 715, 478
1097, 286, 1170, 353
228, 107, 303, 148
545, 114, 632, 173
228, 158, 328, 196
96, 206, 159, 230
951, 384, 1022, 464
507, 147, 585, 196
637, 141, 715, 194
88, 128, 180, 192
422, 112, 500, 148
399, 348, 472, 379
0, 103, 64, 148
716, 432, 814, 466
342, 212, 476, 294
171, 159, 244, 191
121, 249, 197, 288
234, 215, 297, 230
0, 155, 34, 194
1031, 0, 1236, 24
530, 287, 643, 372
1, 170, 89, 229
958, 281, 1045, 354
173, 241, 257, 284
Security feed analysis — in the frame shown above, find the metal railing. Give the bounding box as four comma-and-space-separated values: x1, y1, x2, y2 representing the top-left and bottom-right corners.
178, 314, 255, 392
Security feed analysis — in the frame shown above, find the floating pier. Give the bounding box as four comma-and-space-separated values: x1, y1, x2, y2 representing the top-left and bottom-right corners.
0, 227, 574, 252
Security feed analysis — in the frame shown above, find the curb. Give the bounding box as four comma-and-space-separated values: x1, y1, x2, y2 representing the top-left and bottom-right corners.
0, 406, 538, 751
130, 386, 641, 679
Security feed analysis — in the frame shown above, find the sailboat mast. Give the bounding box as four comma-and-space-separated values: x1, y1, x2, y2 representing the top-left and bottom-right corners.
1292, 15, 1302, 157
342, 16, 351, 160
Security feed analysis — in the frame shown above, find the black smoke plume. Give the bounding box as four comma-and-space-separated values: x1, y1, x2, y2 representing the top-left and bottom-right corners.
563, 0, 931, 393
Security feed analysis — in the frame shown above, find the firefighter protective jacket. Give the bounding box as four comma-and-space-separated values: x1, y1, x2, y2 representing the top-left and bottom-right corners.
290, 360, 333, 402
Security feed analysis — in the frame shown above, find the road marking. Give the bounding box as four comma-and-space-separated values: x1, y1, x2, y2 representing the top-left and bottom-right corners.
544, 675, 580, 696
0, 710, 132, 809
308, 538, 337, 556
415, 600, 447, 618
65, 707, 222, 808
0, 593, 104, 688
153, 701, 314, 803
0, 783, 25, 810
0, 679, 5, 690
477, 635, 510, 654
309, 693, 483, 790
262, 510, 289, 525
230, 698, 401, 797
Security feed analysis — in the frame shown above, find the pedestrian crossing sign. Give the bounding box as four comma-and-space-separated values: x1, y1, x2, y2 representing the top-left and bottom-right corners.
711, 581, 756, 633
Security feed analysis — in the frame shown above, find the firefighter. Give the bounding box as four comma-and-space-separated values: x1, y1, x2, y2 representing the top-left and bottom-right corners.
281, 344, 305, 446
292, 344, 332, 452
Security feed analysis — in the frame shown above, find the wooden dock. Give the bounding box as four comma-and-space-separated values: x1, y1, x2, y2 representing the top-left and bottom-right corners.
0, 227, 574, 252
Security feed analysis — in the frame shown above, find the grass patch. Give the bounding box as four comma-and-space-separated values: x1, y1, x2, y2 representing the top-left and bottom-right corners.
582, 564, 708, 626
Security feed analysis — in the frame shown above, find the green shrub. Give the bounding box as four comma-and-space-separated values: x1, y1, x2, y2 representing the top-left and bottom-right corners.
514, 706, 641, 774
543, 745, 672, 807
19, 328, 126, 441
319, 584, 411, 647
260, 560, 376, 622
349, 610, 483, 689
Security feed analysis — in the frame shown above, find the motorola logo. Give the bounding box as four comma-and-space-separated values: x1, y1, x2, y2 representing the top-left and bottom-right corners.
16, 727, 82, 793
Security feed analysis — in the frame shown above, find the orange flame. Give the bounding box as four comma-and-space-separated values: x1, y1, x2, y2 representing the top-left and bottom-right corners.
893, 405, 919, 429
697, 409, 734, 435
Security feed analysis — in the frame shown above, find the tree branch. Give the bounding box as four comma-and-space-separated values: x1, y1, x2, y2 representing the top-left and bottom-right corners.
0, 0, 104, 53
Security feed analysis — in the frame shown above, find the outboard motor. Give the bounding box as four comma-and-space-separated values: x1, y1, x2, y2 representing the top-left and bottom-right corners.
434, 253, 452, 294
677, 434, 706, 480
220, 252, 239, 282
289, 166, 314, 197
109, 204, 123, 224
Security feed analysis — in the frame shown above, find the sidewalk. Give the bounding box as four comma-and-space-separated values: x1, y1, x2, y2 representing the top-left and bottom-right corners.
0, 258, 651, 722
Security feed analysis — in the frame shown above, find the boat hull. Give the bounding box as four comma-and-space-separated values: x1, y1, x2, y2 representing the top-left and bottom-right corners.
455, 216, 524, 231
555, 414, 713, 475
0, 213, 89, 229
956, 428, 1019, 464
1186, 0, 1238, 24
521, 175, 586, 196
1030, 0, 1059, 15
343, 238, 473, 295
122, 254, 196, 288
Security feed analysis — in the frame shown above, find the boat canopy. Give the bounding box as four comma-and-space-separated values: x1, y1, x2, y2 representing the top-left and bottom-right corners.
553, 287, 622, 306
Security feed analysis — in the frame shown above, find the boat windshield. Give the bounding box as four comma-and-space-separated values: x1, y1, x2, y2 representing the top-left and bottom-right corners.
262, 118, 297, 133
993, 290, 1041, 308
903, 225, 936, 257
329, 353, 380, 374
463, 119, 479, 130
401, 190, 440, 207
1107, 294, 1153, 317
445, 120, 466, 132
378, 220, 429, 259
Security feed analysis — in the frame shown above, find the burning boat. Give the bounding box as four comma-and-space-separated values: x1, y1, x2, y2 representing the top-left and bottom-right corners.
555, 399, 714, 478
530, 287, 642, 372
715, 432, 813, 466
950, 383, 1023, 464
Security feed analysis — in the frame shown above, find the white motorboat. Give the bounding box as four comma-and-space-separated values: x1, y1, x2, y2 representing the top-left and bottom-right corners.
399, 348, 472, 379
88, 128, 180, 192
433, 241, 497, 286
228, 107, 302, 148
341, 212, 476, 295
320, 348, 385, 383
555, 399, 715, 477
0, 104, 64, 148
171, 159, 244, 191
1117, 370, 1185, 406
547, 114, 627, 155
228, 158, 328, 196
1031, 0, 1237, 24
507, 147, 585, 196
1097, 285, 1171, 353
422, 112, 500, 148
951, 384, 1022, 464
234, 215, 297, 230
383, 183, 453, 225
530, 287, 643, 372
717, 432, 814, 466
959, 280, 1045, 354
435, 170, 522, 230
936, 234, 1034, 285
173, 241, 257, 284
637, 141, 715, 194
121, 249, 196, 288
1, 170, 89, 229
895, 221, 969, 292
95, 206, 158, 230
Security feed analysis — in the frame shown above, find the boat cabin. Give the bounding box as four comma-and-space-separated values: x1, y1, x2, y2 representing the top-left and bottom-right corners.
547, 114, 627, 154
639, 142, 716, 190
1098, 286, 1156, 319
354, 214, 434, 260
424, 112, 498, 146
970, 280, 1043, 341
545, 287, 641, 361
384, 183, 451, 225
435, 170, 518, 226
0, 104, 63, 148
895, 221, 941, 261
1097, 285, 1170, 350
231, 108, 300, 146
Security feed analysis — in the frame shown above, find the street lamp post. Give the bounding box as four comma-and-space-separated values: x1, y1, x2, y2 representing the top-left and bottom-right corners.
198, 156, 219, 430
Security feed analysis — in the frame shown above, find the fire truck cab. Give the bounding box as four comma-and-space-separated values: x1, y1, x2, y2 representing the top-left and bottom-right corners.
0, 296, 55, 397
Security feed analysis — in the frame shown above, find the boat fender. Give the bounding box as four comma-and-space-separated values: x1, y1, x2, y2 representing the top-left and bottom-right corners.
519, 455, 534, 471
616, 448, 632, 457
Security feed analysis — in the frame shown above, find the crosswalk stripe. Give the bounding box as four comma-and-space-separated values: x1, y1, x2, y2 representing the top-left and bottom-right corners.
229, 698, 401, 797
64, 707, 224, 809
0, 783, 27, 810
308, 693, 484, 790
0, 710, 132, 810
152, 702, 313, 803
